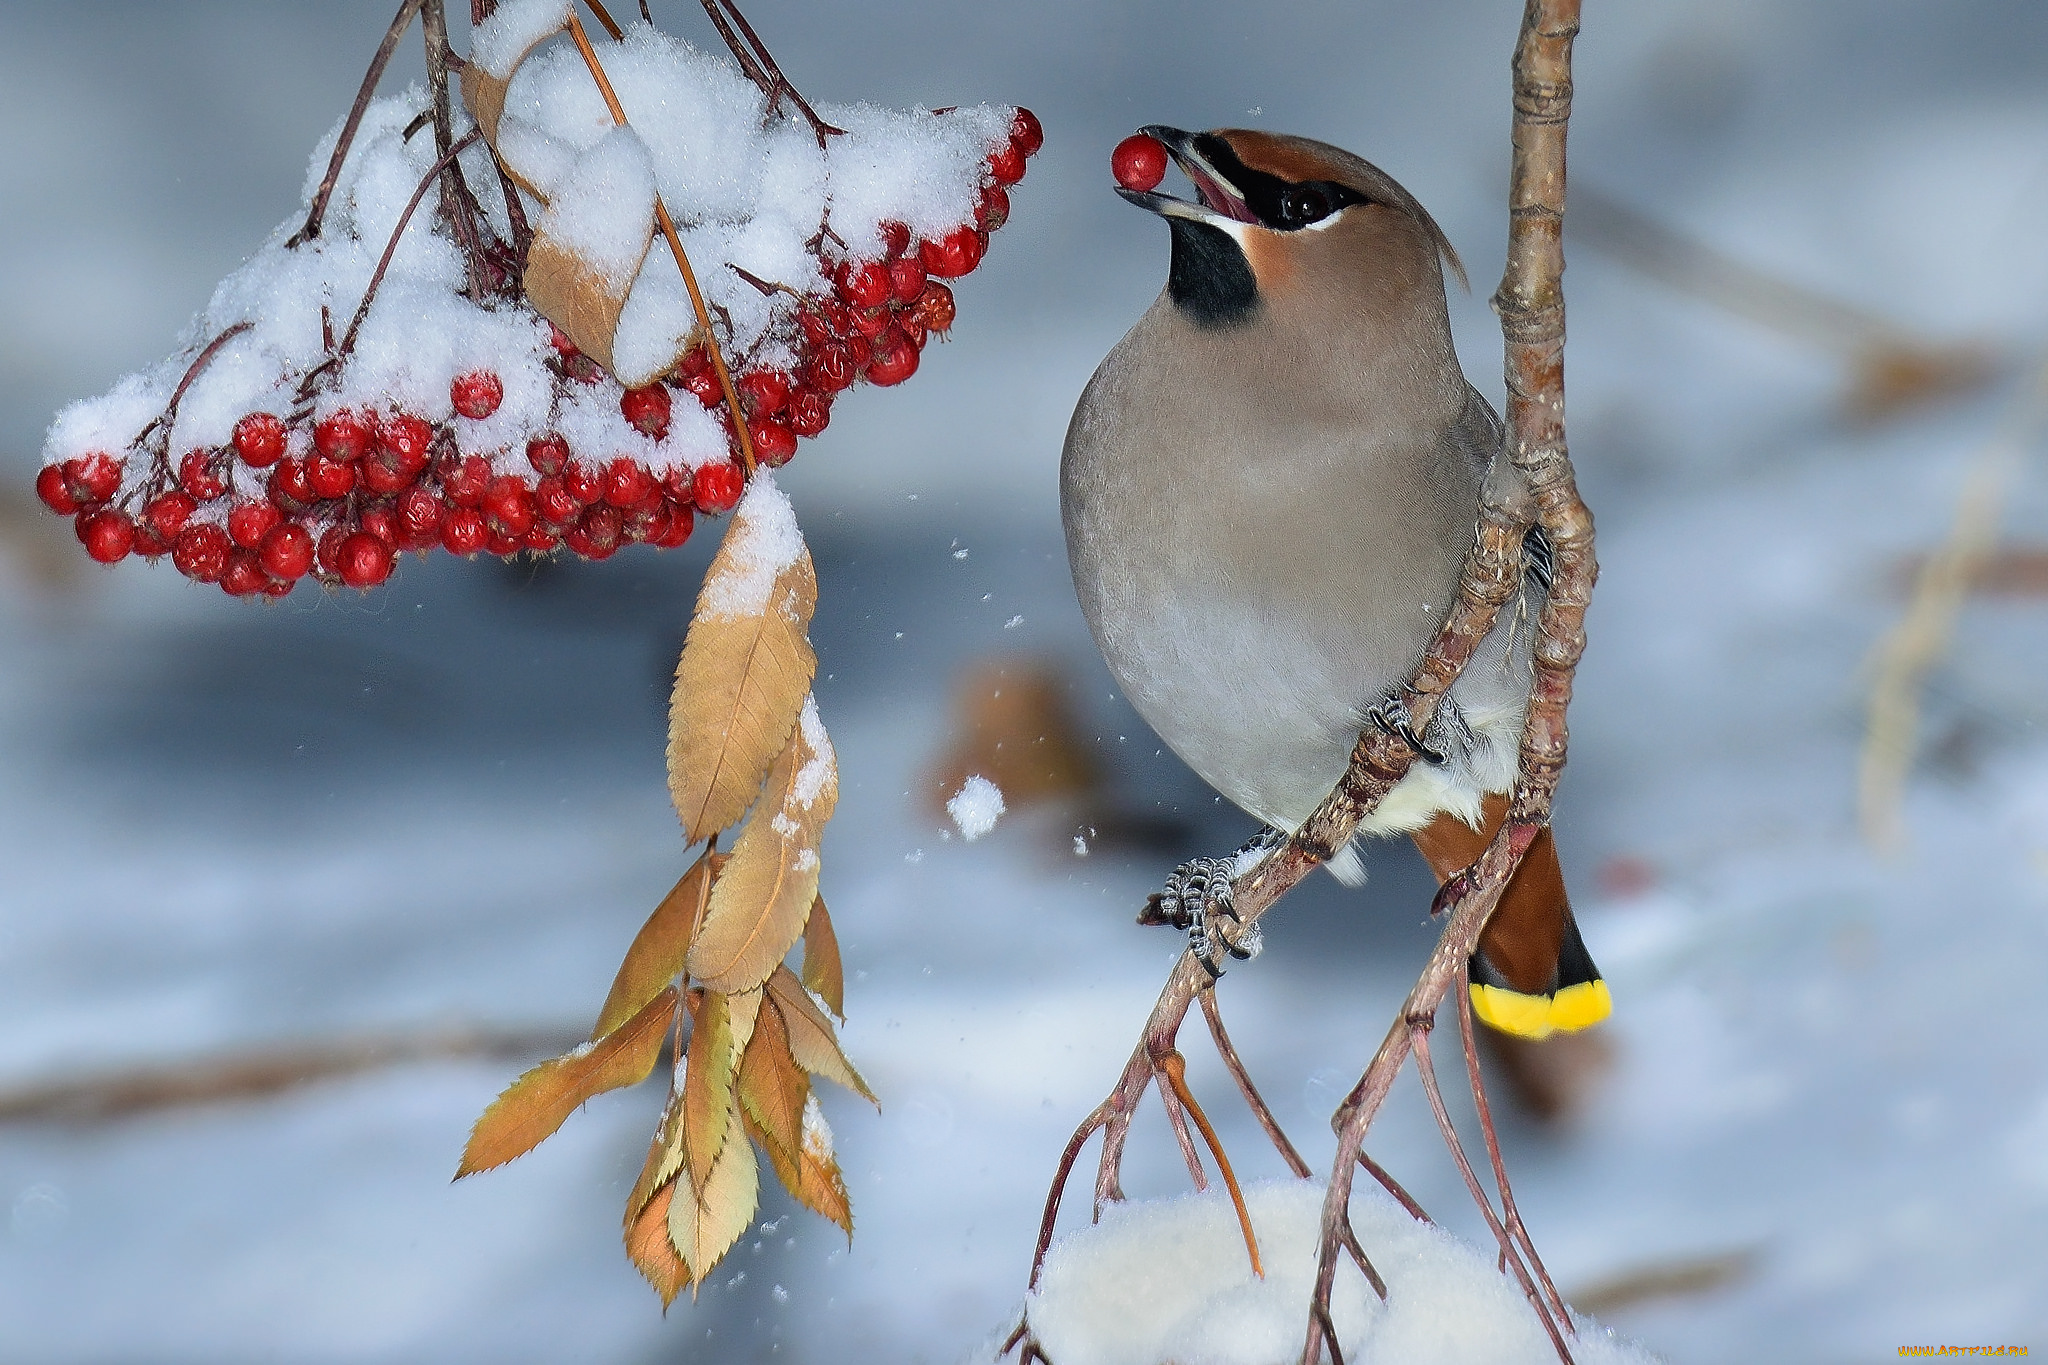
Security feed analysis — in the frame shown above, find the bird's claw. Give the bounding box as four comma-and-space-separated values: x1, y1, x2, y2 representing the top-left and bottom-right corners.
1368, 694, 1447, 766
1143, 856, 1263, 978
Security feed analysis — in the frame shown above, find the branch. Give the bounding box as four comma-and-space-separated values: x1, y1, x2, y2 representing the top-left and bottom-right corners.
290, 0, 423, 249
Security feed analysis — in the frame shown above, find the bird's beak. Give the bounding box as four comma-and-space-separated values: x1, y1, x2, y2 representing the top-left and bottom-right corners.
1116, 125, 1258, 227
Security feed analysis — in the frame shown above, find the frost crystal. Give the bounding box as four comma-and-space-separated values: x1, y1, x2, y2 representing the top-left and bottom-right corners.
946, 775, 1005, 841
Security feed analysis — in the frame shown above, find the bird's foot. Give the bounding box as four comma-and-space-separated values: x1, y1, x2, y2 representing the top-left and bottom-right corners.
1368, 693, 1447, 766
1141, 854, 1263, 979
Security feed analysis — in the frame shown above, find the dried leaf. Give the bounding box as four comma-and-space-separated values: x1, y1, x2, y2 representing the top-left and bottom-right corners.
594, 851, 721, 1040
458, 9, 565, 146
625, 1178, 692, 1306
687, 700, 837, 993
800, 894, 844, 1018
668, 1113, 760, 1283
458, 986, 675, 1177
524, 232, 638, 376
683, 987, 762, 1191
767, 966, 874, 1104
737, 997, 809, 1168
745, 1102, 851, 1237
625, 1091, 687, 1228
667, 500, 818, 845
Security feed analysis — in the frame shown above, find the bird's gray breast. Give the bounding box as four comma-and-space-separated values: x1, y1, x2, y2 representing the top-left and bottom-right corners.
1061, 302, 1485, 831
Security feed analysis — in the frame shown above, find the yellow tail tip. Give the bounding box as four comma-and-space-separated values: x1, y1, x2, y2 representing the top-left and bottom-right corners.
1469, 979, 1612, 1040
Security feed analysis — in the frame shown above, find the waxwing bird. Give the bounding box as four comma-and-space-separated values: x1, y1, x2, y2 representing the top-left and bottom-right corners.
1061, 126, 1607, 1039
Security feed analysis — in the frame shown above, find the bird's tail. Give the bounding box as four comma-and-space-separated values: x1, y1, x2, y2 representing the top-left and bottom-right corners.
1409, 794, 1610, 1040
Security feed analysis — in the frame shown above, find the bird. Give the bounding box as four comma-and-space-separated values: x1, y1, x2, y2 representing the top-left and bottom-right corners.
1061, 125, 1607, 1040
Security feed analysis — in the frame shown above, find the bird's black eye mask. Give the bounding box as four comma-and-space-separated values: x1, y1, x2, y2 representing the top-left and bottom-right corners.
1190, 133, 1373, 231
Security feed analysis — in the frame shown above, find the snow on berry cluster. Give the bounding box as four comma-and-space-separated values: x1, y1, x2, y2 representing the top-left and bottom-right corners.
37, 10, 1038, 594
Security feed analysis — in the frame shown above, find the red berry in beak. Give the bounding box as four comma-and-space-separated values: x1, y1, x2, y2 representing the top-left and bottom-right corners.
1111, 133, 1168, 192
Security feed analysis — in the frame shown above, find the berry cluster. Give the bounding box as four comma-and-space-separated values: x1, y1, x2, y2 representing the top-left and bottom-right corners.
37, 109, 1041, 597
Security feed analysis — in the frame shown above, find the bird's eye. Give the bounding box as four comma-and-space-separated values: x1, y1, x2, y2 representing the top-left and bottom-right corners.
1277, 185, 1332, 226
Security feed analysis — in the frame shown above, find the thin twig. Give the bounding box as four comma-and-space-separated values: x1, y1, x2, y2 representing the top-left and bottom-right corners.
704, 0, 843, 145
1455, 961, 1570, 1323
582, 0, 625, 40
422, 0, 490, 303
1356, 1149, 1431, 1224
564, 14, 759, 473
696, 0, 772, 94
134, 322, 255, 448
291, 0, 423, 248
1159, 1052, 1262, 1278
1860, 353, 2048, 850
1412, 1026, 1573, 1364
1336, 1218, 1388, 1301
339, 130, 484, 359
1201, 989, 1310, 1178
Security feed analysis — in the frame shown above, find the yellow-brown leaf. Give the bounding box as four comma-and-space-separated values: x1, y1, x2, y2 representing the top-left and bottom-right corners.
737, 996, 809, 1167
666, 496, 818, 845
457, 986, 675, 1178
594, 851, 722, 1040
625, 1178, 692, 1307
523, 231, 642, 376
745, 1104, 852, 1237
766, 966, 874, 1104
458, 10, 563, 146
668, 1114, 760, 1283
687, 698, 836, 993
625, 1091, 687, 1229
682, 990, 735, 1191
800, 893, 844, 1019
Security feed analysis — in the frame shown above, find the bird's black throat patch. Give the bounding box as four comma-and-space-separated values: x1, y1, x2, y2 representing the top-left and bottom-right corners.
1167, 219, 1258, 329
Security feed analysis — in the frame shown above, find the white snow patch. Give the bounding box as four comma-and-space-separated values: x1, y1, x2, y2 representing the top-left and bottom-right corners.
470, 0, 571, 79
946, 776, 1005, 841
537, 126, 657, 293
791, 696, 835, 807
699, 471, 804, 618
1015, 1181, 1654, 1365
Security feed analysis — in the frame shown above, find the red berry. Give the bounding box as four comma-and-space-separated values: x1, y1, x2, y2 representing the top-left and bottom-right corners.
867, 334, 920, 386
451, 370, 504, 420
549, 323, 580, 358
693, 461, 744, 514
269, 457, 315, 510
979, 184, 1011, 232
842, 332, 873, 371
647, 499, 694, 549
900, 311, 929, 350
851, 304, 896, 339
484, 525, 524, 557
336, 531, 394, 588
887, 258, 927, 304
80, 510, 134, 564
36, 465, 79, 515
360, 504, 400, 546
227, 500, 280, 548
837, 260, 893, 310
878, 221, 912, 258
314, 410, 372, 463
395, 487, 443, 545
918, 281, 957, 334
179, 450, 228, 501
306, 452, 357, 499
482, 475, 534, 537
797, 310, 835, 350
360, 449, 418, 496
317, 525, 349, 577
527, 433, 570, 476
1112, 133, 1169, 192
258, 577, 294, 598
602, 458, 654, 508
144, 491, 197, 543
622, 384, 672, 439
524, 525, 561, 552
131, 522, 171, 559
378, 413, 435, 469
676, 346, 712, 379
1011, 108, 1043, 158
805, 344, 857, 394
920, 226, 985, 278
562, 462, 604, 506
259, 522, 314, 580
682, 368, 723, 406
752, 420, 797, 468
221, 549, 270, 597
438, 453, 491, 506
232, 412, 288, 468
987, 141, 1027, 186
63, 452, 124, 506
578, 503, 623, 554
534, 475, 580, 526
441, 506, 488, 555
173, 523, 232, 583
787, 389, 831, 438
737, 369, 791, 417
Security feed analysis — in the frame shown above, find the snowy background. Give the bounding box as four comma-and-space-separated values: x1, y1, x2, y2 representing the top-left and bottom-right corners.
3, 1, 2047, 1361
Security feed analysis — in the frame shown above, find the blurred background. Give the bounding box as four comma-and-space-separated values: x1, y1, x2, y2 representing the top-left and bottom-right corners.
3, 1, 2047, 1361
